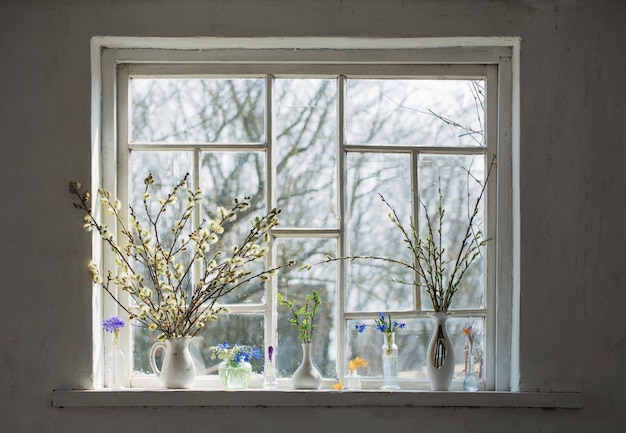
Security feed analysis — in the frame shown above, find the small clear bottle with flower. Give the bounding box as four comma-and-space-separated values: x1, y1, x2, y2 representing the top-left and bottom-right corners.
344, 357, 367, 390
263, 346, 277, 389
462, 325, 480, 392
103, 316, 125, 389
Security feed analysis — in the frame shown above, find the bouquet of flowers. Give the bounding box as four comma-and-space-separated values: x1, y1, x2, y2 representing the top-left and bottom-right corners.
356, 312, 406, 353
210, 341, 261, 389
209, 341, 261, 368
69, 173, 294, 340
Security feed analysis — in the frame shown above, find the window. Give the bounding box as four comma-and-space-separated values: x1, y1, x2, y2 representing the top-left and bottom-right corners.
95, 39, 514, 391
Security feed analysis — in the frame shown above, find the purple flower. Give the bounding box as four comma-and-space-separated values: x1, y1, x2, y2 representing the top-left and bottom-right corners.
268, 345, 274, 362
102, 316, 125, 334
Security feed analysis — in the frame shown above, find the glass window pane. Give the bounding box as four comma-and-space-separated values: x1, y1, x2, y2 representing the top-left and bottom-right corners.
130, 78, 265, 143
418, 154, 487, 310
346, 79, 485, 147
200, 151, 267, 304
345, 152, 413, 312
275, 238, 337, 378
129, 151, 195, 302
275, 79, 338, 228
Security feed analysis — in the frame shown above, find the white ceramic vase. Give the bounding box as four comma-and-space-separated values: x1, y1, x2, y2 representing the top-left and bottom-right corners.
292, 343, 322, 389
149, 336, 197, 389
426, 312, 455, 391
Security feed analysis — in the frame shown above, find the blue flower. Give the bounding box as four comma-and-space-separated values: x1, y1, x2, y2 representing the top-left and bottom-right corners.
102, 316, 125, 333
217, 341, 230, 350
374, 313, 405, 335
355, 324, 366, 334
211, 341, 260, 367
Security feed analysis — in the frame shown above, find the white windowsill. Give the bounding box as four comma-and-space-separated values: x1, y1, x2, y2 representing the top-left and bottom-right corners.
51, 389, 583, 409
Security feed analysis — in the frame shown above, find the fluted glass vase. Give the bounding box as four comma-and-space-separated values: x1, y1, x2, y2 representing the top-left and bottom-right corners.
219, 361, 253, 389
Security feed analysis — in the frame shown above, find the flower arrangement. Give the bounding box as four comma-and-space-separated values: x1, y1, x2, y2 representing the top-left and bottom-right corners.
69, 173, 293, 340
103, 316, 125, 346
321, 155, 496, 312
209, 341, 261, 367
276, 289, 321, 343
356, 312, 406, 352
210, 341, 260, 389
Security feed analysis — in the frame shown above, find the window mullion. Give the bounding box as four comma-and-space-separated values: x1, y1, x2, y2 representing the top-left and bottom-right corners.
411, 150, 422, 312
266, 74, 278, 359
114, 63, 132, 388
337, 75, 347, 380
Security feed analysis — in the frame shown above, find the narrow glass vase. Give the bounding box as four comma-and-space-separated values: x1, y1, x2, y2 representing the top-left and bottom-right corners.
463, 343, 480, 392
106, 342, 125, 389
264, 360, 278, 389
381, 332, 400, 390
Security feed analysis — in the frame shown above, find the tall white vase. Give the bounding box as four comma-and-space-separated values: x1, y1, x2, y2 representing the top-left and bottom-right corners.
291, 343, 322, 389
149, 336, 197, 389
427, 312, 455, 391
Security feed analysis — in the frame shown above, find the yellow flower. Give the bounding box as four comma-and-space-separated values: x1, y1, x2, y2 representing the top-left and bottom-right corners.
348, 357, 368, 373
149, 323, 157, 331
332, 380, 344, 390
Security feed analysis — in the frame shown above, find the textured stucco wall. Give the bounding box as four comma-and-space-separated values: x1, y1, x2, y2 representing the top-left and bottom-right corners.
1, 0, 625, 431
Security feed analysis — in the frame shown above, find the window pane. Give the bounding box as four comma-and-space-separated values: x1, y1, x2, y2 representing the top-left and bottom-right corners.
346, 79, 485, 147
129, 151, 195, 299
345, 152, 413, 312
130, 78, 265, 143
418, 154, 486, 310
200, 151, 267, 303
276, 238, 337, 378
275, 79, 338, 228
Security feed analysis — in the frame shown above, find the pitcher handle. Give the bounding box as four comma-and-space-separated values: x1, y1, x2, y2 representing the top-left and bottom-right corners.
149, 342, 166, 378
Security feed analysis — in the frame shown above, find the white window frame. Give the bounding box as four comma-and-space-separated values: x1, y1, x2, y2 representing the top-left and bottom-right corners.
92, 37, 517, 392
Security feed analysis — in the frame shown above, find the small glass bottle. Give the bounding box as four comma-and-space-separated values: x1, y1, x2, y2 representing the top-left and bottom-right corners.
263, 346, 277, 389
263, 361, 277, 389
344, 370, 362, 390
106, 340, 125, 389
463, 343, 479, 392
380, 332, 400, 390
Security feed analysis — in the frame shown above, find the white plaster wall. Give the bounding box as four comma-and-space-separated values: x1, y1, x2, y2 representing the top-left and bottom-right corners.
1, 0, 624, 431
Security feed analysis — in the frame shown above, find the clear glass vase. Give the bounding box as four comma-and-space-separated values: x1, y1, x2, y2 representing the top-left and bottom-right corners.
463, 340, 479, 392
105, 343, 125, 389
381, 332, 400, 390
263, 360, 278, 389
218, 361, 253, 389
345, 370, 362, 390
